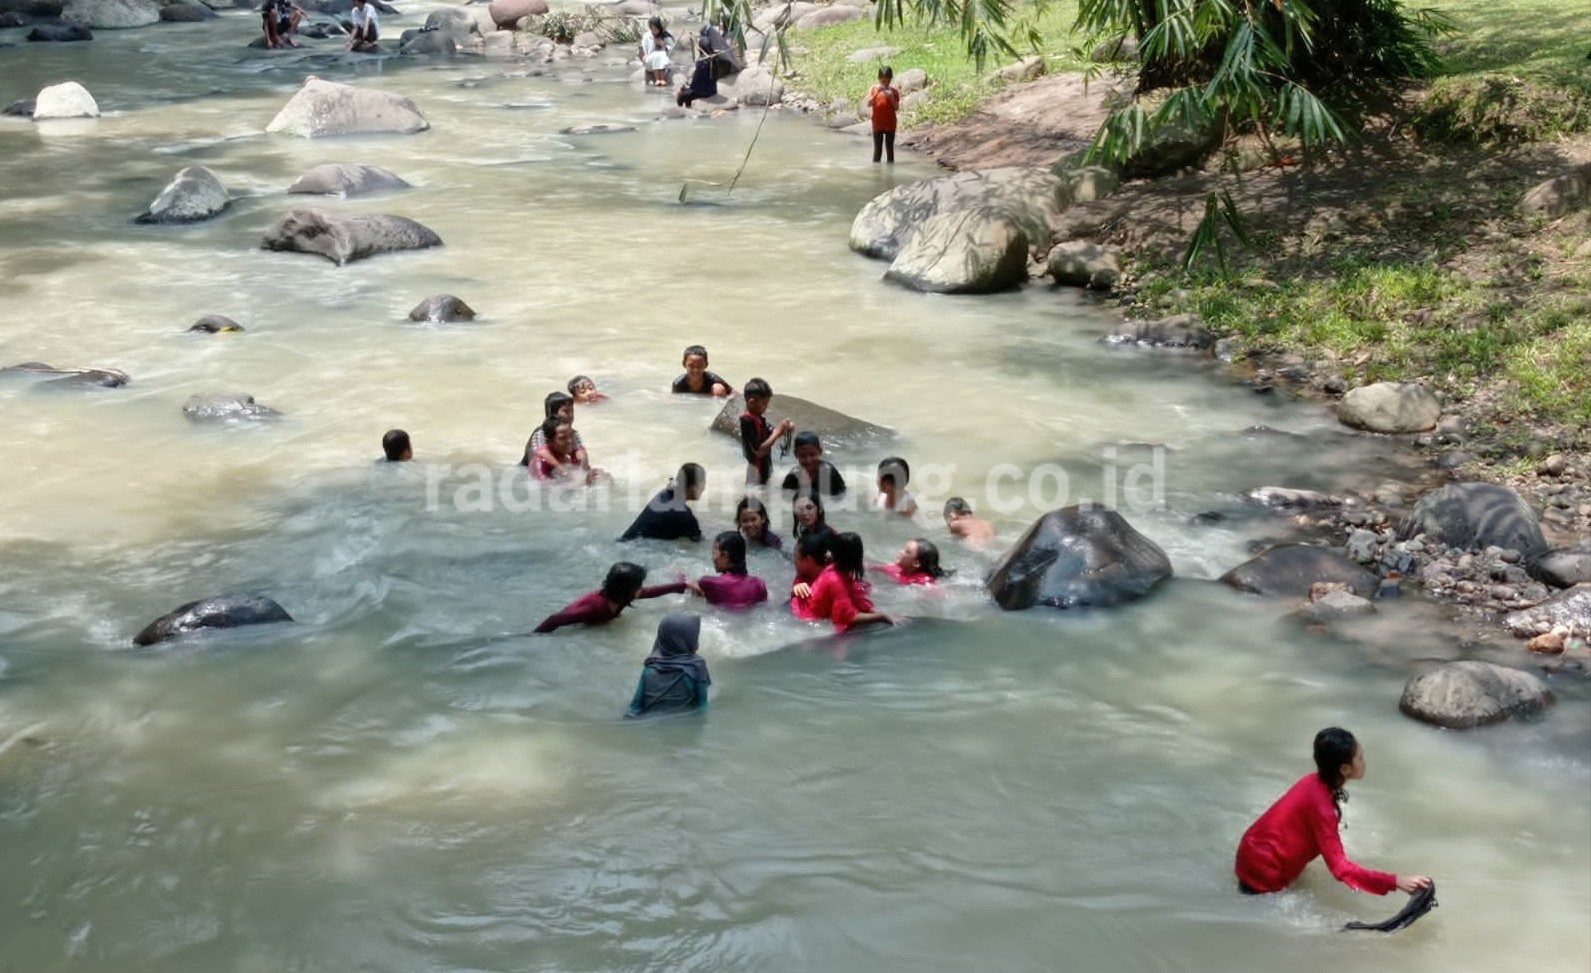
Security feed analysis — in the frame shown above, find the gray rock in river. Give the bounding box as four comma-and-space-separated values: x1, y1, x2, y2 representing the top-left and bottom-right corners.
400, 27, 476, 55
1220, 544, 1379, 598
62, 0, 157, 28
132, 594, 294, 646
883, 207, 1030, 295
986, 504, 1172, 610
1395, 481, 1547, 562
287, 162, 410, 197
183, 392, 281, 422
266, 79, 429, 138
0, 361, 129, 388
134, 166, 230, 224
408, 294, 476, 322
709, 393, 893, 446
158, 0, 213, 20
560, 123, 637, 135
3, 99, 36, 117
423, 7, 475, 30
31, 80, 98, 119
1535, 543, 1591, 589
188, 314, 243, 333
261, 209, 443, 265
1505, 584, 1591, 639
1337, 380, 1441, 433
1106, 313, 1214, 350
850, 166, 1067, 261
27, 22, 92, 40
1398, 660, 1553, 729
1048, 240, 1121, 290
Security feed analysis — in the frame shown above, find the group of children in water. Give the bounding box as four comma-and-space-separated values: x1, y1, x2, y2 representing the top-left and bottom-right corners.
400, 343, 989, 717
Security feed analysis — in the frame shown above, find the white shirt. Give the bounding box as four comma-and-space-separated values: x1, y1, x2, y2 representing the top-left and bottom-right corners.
350, 4, 377, 29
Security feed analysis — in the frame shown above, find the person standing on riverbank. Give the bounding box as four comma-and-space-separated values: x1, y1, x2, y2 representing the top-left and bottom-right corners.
1235, 727, 1431, 897
866, 66, 900, 164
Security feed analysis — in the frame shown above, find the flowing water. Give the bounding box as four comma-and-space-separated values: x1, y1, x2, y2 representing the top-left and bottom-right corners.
1, 11, 1588, 972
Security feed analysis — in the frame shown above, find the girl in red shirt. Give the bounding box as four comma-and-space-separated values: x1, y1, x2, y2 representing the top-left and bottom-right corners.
878, 538, 948, 586
791, 531, 894, 632
1235, 727, 1431, 896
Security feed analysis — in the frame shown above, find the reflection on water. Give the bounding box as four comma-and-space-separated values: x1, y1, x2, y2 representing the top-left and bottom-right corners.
1, 9, 1588, 972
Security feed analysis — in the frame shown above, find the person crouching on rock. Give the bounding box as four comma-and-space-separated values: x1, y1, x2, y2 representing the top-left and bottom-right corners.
639, 16, 676, 88
1235, 727, 1431, 897
626, 612, 710, 717
261, 0, 305, 49
343, 0, 379, 52
677, 53, 717, 108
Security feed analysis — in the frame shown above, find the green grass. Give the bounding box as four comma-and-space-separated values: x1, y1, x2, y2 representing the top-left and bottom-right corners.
783, 2, 1084, 126
1424, 0, 1590, 88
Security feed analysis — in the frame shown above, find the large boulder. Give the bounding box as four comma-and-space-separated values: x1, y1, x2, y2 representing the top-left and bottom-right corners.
266, 79, 429, 138
794, 5, 862, 28
1395, 482, 1548, 561
132, 594, 293, 646
0, 361, 129, 388
62, 0, 157, 28
1090, 33, 1138, 62
1220, 544, 1379, 598
261, 209, 443, 265
1505, 584, 1591, 639
1122, 121, 1219, 178
286, 162, 410, 197
399, 28, 464, 55
1398, 661, 1553, 729
710, 392, 893, 446
896, 67, 928, 94
883, 208, 1029, 295
31, 81, 98, 119
487, 0, 545, 28
183, 393, 281, 422
134, 166, 230, 224
423, 7, 474, 30
850, 166, 1066, 261
1337, 381, 1441, 433
1518, 162, 1591, 221
718, 63, 784, 107
1535, 543, 1591, 589
408, 294, 476, 322
986, 504, 1172, 610
1048, 240, 1120, 289
3, 99, 35, 118
158, 0, 213, 20
27, 22, 93, 39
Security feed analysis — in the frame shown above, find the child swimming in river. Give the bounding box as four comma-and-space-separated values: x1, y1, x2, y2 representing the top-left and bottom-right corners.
877, 538, 948, 585
685, 531, 769, 609
791, 531, 894, 632
533, 562, 686, 633
672, 344, 731, 397
943, 497, 996, 546
736, 496, 784, 551
781, 432, 846, 497
567, 375, 609, 404
874, 456, 917, 517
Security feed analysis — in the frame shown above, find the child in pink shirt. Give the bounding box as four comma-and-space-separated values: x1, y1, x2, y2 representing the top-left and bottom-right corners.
687, 531, 769, 609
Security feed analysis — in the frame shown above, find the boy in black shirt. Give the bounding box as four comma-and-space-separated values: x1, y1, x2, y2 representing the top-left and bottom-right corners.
738, 378, 793, 486
781, 432, 846, 497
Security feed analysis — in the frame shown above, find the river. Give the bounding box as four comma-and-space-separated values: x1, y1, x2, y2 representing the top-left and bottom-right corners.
1, 9, 1587, 972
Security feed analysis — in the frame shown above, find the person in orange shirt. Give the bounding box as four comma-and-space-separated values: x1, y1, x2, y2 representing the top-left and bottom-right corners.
866, 66, 900, 164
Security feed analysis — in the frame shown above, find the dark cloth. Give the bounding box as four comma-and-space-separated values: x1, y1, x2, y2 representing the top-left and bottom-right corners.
620, 487, 703, 542
740, 411, 773, 484
1238, 879, 1262, 896
1344, 882, 1438, 933
532, 582, 688, 633
341, 17, 378, 40
698, 24, 743, 78
872, 130, 896, 163
626, 612, 710, 717
793, 523, 837, 552
677, 57, 718, 107
672, 371, 730, 395
782, 461, 846, 497
750, 528, 784, 551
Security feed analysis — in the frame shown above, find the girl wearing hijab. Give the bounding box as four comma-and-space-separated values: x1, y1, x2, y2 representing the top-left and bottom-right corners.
626, 612, 710, 717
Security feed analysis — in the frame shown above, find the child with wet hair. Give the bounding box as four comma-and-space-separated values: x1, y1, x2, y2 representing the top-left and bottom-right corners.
672, 344, 731, 396
943, 496, 996, 546
533, 562, 686, 633
874, 455, 917, 517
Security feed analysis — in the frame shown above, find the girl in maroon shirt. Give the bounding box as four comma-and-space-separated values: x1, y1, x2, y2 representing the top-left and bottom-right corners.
1235, 727, 1431, 896
533, 562, 686, 633
686, 531, 769, 609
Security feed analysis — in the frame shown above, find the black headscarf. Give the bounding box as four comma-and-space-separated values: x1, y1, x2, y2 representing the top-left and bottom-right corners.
645, 612, 709, 686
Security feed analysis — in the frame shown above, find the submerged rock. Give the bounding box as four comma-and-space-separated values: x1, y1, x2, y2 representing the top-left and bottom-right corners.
1505, 584, 1591, 639
408, 294, 476, 322
0, 361, 129, 388
27, 22, 93, 40
1395, 482, 1547, 562
182, 392, 281, 422
286, 162, 410, 197
883, 207, 1029, 295
1398, 660, 1553, 729
986, 504, 1172, 610
31, 80, 98, 119
850, 166, 1066, 261
2, 99, 36, 118
1106, 313, 1214, 350
132, 594, 293, 646
1338, 381, 1441, 433
266, 79, 429, 138
134, 165, 230, 224
559, 123, 636, 135
188, 314, 243, 333
261, 209, 443, 265
1220, 544, 1379, 598
709, 392, 893, 446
